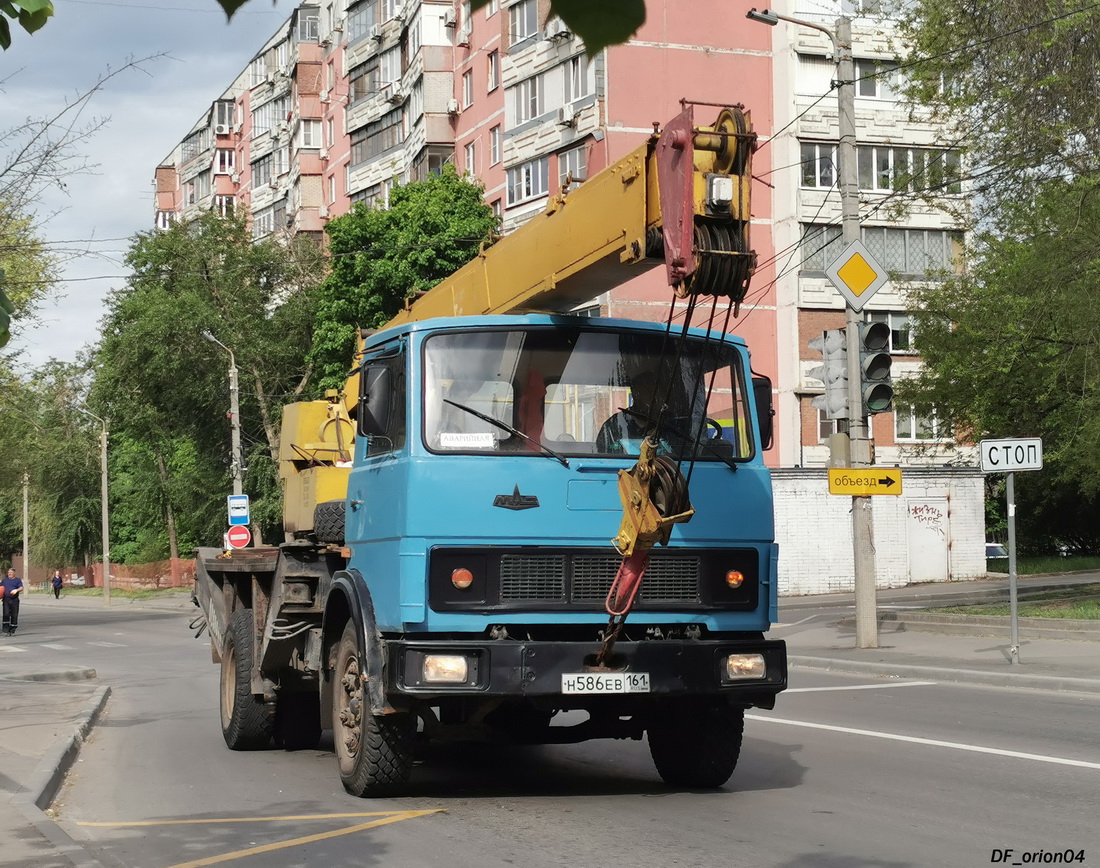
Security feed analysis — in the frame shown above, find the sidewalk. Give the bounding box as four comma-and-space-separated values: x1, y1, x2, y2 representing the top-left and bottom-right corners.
0, 579, 1097, 867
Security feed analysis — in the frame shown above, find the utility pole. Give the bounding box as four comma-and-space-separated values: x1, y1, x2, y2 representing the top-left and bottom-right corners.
203, 330, 244, 497
22, 471, 29, 583
76, 407, 111, 606
748, 8, 878, 647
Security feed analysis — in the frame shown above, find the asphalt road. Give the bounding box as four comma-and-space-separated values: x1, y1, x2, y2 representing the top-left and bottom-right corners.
20, 604, 1100, 868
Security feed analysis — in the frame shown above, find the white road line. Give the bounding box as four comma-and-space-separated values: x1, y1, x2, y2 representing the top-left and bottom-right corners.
0, 645, 27, 653
772, 615, 821, 629
86, 641, 126, 647
41, 643, 75, 651
747, 714, 1100, 770
786, 681, 937, 693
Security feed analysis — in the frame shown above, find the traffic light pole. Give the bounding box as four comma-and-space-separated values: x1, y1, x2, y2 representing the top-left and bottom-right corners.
836, 17, 879, 648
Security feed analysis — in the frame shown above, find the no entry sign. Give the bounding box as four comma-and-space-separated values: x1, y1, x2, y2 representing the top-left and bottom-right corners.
226, 525, 251, 549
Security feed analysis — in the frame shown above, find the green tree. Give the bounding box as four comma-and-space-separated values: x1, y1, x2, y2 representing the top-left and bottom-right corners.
903, 177, 1100, 551
92, 213, 322, 556
310, 166, 497, 391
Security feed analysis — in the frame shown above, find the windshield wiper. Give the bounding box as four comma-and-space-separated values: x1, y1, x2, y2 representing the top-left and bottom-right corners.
621, 408, 739, 472
442, 399, 570, 467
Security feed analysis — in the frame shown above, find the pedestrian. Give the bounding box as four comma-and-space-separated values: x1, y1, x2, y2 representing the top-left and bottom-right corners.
51, 570, 63, 600
2, 567, 24, 636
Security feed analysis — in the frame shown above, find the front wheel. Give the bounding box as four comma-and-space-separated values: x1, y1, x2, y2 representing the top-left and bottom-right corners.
647, 701, 744, 788
332, 621, 414, 796
220, 609, 274, 750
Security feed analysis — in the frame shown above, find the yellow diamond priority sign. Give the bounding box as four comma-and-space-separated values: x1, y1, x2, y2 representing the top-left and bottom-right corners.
825, 240, 889, 312
828, 467, 903, 496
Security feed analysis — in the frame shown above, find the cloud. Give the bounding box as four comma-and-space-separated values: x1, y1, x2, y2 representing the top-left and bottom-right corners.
3, 0, 298, 367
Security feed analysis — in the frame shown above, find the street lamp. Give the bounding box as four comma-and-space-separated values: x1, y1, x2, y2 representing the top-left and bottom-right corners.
75, 406, 111, 606
202, 329, 244, 498
747, 8, 879, 648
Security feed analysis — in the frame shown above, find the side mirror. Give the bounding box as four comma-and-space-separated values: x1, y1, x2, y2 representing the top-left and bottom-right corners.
358, 366, 392, 437
752, 373, 774, 451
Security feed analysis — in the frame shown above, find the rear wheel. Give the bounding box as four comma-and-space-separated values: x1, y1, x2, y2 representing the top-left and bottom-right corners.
647, 700, 744, 788
332, 621, 414, 796
220, 609, 274, 750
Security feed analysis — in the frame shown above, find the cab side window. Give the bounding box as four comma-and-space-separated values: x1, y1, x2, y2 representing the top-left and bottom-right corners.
360, 351, 406, 456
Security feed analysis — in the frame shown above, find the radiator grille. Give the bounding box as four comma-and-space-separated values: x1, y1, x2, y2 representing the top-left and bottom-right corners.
500, 555, 566, 600
498, 554, 701, 603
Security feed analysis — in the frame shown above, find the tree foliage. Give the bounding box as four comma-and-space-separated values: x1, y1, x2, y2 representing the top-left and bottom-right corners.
899, 0, 1100, 206
902, 177, 1100, 551
310, 166, 497, 391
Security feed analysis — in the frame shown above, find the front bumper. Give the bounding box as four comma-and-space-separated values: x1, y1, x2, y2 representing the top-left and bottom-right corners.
385, 637, 787, 707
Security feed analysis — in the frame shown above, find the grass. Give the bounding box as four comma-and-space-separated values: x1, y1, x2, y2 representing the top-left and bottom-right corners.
987, 554, 1100, 575
935, 583, 1100, 619
29, 586, 190, 601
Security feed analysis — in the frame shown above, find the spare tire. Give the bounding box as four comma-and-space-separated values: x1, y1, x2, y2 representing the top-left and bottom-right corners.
314, 500, 346, 544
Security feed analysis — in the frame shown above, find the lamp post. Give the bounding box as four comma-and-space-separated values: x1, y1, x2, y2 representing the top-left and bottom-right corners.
75, 406, 111, 606
748, 8, 879, 647
202, 330, 243, 498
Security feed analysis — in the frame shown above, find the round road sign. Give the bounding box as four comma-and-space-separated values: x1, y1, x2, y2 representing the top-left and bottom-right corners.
226, 525, 251, 549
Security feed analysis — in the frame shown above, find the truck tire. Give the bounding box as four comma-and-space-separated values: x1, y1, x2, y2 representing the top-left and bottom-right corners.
314, 500, 346, 544
220, 608, 274, 750
275, 691, 322, 751
647, 701, 744, 788
332, 621, 414, 796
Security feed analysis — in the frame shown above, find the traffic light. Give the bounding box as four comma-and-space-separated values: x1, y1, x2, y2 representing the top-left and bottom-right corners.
859, 321, 894, 415
808, 329, 850, 419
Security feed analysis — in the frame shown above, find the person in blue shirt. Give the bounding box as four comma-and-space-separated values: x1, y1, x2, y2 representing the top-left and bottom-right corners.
51, 570, 63, 600
2, 567, 24, 635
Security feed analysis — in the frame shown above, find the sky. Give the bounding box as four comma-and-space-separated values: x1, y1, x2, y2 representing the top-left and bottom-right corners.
2, 0, 302, 368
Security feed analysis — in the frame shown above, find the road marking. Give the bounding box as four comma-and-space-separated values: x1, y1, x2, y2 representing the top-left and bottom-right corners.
163, 811, 439, 868
0, 645, 26, 653
86, 641, 126, 647
786, 681, 936, 693
747, 714, 1100, 770
79, 811, 441, 827
41, 643, 75, 650
771, 615, 821, 628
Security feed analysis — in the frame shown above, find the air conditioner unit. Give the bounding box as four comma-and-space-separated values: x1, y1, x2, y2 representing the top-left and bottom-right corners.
457, 28, 471, 47
447, 97, 460, 114
544, 18, 571, 40
370, 23, 382, 41
443, 8, 456, 27
319, 89, 330, 103
214, 123, 230, 136
394, 2, 406, 22
319, 148, 329, 160
231, 172, 241, 184
385, 84, 404, 103
558, 103, 577, 126
319, 204, 330, 218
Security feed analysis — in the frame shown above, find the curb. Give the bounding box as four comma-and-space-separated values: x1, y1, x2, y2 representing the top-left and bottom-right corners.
790, 655, 1100, 694
3, 667, 99, 683
11, 684, 112, 868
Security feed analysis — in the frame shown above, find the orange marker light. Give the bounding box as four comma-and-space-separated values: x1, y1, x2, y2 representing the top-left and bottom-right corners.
725, 570, 745, 589
451, 568, 474, 590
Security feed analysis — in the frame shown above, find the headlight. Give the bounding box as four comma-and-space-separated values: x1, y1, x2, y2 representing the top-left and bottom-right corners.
422, 654, 469, 683
725, 653, 766, 680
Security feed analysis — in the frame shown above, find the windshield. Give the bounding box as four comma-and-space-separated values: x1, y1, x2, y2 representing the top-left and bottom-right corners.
423, 326, 754, 460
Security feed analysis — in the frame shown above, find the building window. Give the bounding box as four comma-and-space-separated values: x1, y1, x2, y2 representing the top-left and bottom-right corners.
866, 311, 914, 353
348, 0, 378, 43
214, 100, 235, 130
818, 409, 841, 443
349, 61, 379, 102
181, 131, 206, 162
563, 54, 590, 103
855, 59, 899, 99
514, 75, 541, 123
252, 205, 275, 239
895, 405, 951, 442
857, 145, 963, 194
299, 119, 322, 149
252, 154, 273, 187
487, 50, 500, 91
800, 142, 835, 188
155, 211, 173, 230
297, 13, 320, 42
380, 46, 403, 85
486, 0, 498, 15
249, 57, 266, 88
492, 198, 502, 218
801, 224, 964, 279
214, 149, 235, 174
215, 195, 234, 217
327, 117, 335, 147
462, 70, 474, 108
507, 156, 549, 205
509, 0, 537, 45
350, 108, 405, 165
464, 141, 476, 173
329, 176, 337, 205
489, 125, 501, 165
558, 145, 586, 185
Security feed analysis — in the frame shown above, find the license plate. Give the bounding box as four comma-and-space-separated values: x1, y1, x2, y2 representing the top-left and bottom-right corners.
561, 672, 650, 694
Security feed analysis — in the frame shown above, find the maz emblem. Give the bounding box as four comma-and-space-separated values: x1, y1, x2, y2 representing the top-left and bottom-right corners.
493, 485, 540, 510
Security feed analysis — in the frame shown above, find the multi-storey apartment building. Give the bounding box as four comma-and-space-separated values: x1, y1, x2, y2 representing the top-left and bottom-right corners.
155, 0, 969, 473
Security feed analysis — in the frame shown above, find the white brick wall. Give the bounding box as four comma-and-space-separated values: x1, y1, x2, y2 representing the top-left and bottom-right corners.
773, 467, 986, 596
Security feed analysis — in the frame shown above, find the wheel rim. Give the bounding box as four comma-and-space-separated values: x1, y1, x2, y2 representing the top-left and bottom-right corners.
220, 642, 236, 730
336, 651, 363, 764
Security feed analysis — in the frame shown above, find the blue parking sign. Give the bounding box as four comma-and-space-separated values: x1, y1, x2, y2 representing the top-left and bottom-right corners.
227, 494, 250, 526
